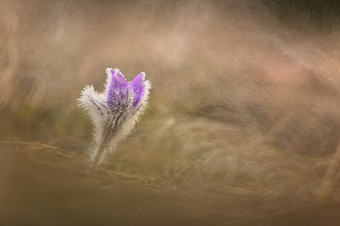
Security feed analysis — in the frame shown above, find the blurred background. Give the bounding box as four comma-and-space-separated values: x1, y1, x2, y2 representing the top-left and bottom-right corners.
1, 0, 340, 225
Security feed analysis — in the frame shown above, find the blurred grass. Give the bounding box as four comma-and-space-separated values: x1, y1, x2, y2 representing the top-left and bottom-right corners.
2, 0, 340, 225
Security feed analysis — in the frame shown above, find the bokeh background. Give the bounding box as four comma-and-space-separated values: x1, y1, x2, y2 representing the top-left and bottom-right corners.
2, 0, 340, 225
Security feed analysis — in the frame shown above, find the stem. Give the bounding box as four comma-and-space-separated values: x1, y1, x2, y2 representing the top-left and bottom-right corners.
89, 112, 123, 173
90, 142, 106, 173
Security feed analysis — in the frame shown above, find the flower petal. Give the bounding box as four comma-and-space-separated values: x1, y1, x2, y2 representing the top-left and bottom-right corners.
129, 72, 145, 107
106, 68, 129, 107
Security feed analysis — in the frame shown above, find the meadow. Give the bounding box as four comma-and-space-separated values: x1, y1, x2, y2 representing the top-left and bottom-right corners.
1, 0, 340, 225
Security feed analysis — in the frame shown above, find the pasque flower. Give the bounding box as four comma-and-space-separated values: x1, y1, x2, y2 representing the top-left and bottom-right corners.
78, 68, 151, 169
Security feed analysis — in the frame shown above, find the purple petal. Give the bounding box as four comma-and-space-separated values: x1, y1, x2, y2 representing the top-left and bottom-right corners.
107, 69, 129, 107
128, 72, 145, 107
109, 69, 128, 90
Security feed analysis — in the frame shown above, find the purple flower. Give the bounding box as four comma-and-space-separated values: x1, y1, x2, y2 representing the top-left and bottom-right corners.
78, 68, 151, 169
